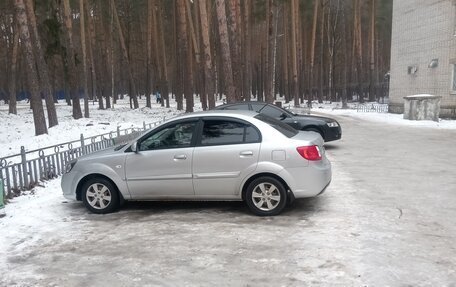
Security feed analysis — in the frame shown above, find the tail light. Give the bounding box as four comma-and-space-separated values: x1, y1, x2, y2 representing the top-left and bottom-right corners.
296, 145, 322, 161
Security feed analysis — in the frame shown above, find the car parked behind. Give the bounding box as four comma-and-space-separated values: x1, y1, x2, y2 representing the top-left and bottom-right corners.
62, 111, 331, 216
213, 102, 342, 142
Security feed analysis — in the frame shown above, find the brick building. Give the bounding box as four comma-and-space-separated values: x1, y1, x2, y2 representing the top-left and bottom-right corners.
389, 0, 456, 118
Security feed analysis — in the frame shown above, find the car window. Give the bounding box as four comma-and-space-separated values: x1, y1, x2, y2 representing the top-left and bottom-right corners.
250, 102, 267, 112
254, 114, 298, 138
201, 120, 260, 146
259, 104, 285, 118
139, 121, 196, 151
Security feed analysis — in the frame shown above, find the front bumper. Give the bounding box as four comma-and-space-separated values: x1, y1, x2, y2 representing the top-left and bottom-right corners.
61, 171, 80, 201
324, 126, 342, 142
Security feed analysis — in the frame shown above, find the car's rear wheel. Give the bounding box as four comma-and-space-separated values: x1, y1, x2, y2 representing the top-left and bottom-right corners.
81, 177, 119, 214
245, 177, 287, 216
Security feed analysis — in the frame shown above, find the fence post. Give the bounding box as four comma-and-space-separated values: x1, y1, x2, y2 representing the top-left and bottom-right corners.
163, 116, 165, 123
0, 178, 4, 217
21, 146, 28, 188
117, 126, 120, 138
80, 134, 85, 155
143, 121, 146, 130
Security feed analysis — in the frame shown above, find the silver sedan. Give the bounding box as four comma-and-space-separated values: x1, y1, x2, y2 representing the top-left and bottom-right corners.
61, 111, 331, 216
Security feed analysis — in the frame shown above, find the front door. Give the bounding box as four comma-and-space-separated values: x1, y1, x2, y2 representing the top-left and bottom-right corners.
125, 120, 197, 199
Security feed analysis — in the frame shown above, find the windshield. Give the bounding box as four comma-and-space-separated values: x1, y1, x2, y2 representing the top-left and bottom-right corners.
254, 113, 298, 138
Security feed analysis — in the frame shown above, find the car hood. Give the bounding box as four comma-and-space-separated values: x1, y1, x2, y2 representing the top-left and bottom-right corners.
293, 114, 336, 123
78, 145, 126, 161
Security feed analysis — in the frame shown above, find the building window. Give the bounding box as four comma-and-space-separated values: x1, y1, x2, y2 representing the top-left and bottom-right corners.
452, 64, 456, 92
407, 65, 418, 75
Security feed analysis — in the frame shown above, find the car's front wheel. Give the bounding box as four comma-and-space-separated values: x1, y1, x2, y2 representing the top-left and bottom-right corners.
245, 176, 287, 216
81, 177, 119, 214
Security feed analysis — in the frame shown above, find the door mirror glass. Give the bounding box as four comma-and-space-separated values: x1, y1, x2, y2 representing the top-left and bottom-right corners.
131, 142, 138, 153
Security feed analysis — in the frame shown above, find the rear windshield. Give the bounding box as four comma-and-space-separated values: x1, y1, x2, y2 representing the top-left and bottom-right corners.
254, 113, 298, 138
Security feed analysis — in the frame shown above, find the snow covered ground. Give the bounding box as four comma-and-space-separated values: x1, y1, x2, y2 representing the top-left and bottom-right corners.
1, 96, 456, 286
1, 96, 455, 228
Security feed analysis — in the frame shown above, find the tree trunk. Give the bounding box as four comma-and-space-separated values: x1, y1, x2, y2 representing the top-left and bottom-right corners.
157, 0, 170, 108
264, 0, 274, 103
353, 0, 363, 103
105, 1, 113, 109
199, 0, 216, 109
25, 0, 59, 127
318, 3, 324, 103
14, 0, 47, 135
369, 0, 376, 101
290, 0, 299, 107
111, 0, 139, 109
62, 0, 83, 119
341, 1, 348, 108
185, 30, 194, 113
146, 0, 153, 108
85, 0, 98, 106
227, 0, 241, 101
243, 0, 252, 100
215, 0, 236, 103
309, 0, 319, 107
9, 21, 19, 115
79, 0, 89, 117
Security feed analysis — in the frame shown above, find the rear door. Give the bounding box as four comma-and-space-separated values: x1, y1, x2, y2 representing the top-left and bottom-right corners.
192, 117, 261, 196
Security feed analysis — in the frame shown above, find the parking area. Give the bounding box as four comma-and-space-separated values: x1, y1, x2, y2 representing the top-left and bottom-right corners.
1, 114, 456, 286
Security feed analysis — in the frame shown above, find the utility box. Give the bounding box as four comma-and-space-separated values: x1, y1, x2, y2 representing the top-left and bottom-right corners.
403, 94, 441, 122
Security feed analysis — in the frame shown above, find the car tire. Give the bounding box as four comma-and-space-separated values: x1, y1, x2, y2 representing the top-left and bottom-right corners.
245, 176, 287, 216
81, 177, 120, 214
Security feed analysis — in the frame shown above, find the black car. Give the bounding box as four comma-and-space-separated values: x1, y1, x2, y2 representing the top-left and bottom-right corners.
214, 102, 342, 142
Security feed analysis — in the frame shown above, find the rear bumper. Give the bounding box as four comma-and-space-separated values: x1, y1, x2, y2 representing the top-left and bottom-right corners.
280, 158, 332, 198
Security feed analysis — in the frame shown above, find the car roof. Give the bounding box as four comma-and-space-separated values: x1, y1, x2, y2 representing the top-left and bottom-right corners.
173, 109, 260, 121
214, 101, 269, 108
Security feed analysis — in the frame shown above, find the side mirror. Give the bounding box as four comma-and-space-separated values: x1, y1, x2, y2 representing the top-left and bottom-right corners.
280, 113, 288, 120
131, 142, 138, 153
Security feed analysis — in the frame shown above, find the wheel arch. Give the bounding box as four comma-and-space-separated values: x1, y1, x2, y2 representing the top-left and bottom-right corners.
76, 173, 124, 203
241, 172, 291, 201
303, 125, 325, 138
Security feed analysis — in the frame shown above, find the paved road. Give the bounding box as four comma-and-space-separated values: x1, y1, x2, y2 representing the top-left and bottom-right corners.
1, 114, 455, 286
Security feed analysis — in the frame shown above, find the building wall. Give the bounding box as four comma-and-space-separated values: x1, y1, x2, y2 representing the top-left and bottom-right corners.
389, 0, 456, 118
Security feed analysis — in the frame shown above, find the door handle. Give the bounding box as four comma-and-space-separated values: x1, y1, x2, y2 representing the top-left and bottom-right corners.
239, 151, 253, 157
174, 154, 187, 160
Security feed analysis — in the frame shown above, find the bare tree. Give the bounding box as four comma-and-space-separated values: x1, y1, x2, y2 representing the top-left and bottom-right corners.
111, 0, 139, 109
216, 0, 236, 103
25, 0, 58, 127
79, 0, 89, 117
62, 0, 83, 119
8, 20, 19, 115
14, 0, 47, 135
290, 0, 299, 106
198, 0, 216, 109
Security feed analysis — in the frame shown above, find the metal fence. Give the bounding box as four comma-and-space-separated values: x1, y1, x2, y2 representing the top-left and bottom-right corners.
0, 117, 169, 198
356, 103, 389, 113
